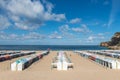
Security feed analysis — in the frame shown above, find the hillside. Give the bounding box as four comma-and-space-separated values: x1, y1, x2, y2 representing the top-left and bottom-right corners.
100, 32, 120, 49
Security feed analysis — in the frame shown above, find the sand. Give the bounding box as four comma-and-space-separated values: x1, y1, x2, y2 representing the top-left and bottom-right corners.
0, 51, 120, 80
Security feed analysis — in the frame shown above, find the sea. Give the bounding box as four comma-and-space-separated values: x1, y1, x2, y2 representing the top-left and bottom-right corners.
0, 45, 108, 50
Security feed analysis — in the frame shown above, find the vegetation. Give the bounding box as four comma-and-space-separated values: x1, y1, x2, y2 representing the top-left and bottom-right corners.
100, 32, 120, 49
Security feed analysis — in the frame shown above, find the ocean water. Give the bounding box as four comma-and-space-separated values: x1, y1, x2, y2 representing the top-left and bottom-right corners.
0, 45, 108, 50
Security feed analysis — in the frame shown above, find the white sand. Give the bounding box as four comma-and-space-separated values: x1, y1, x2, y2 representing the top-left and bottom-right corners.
0, 51, 120, 80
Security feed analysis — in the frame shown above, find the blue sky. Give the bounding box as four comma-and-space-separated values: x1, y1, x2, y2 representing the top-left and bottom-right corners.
0, 0, 120, 45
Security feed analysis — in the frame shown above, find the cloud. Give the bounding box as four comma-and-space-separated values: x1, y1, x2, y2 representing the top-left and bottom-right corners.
59, 24, 74, 38
58, 24, 92, 39
72, 24, 91, 33
88, 36, 95, 42
0, 0, 66, 30
42, 0, 54, 13
59, 24, 70, 33
0, 15, 11, 30
108, 0, 120, 27
58, 24, 92, 38
22, 32, 46, 39
49, 31, 63, 39
48, 14, 66, 21
0, 31, 70, 40
0, 31, 46, 40
14, 22, 40, 30
0, 31, 19, 40
72, 28, 83, 32
87, 33, 105, 42
69, 18, 81, 24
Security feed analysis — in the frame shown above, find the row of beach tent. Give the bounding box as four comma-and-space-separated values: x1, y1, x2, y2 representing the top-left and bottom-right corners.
87, 50, 120, 59
0, 51, 20, 56
11, 50, 50, 71
51, 51, 73, 70
99, 50, 120, 53
0, 51, 35, 62
75, 51, 120, 69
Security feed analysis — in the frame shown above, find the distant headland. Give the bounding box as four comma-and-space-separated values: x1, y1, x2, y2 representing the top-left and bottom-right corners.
100, 32, 120, 50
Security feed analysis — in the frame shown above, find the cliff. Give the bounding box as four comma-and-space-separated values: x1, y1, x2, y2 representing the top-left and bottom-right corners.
100, 32, 120, 49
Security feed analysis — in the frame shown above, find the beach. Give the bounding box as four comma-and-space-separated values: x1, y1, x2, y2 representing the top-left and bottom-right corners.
0, 51, 120, 80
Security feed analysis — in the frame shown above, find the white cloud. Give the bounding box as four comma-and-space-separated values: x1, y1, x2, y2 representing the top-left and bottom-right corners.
59, 24, 74, 38
87, 33, 105, 43
42, 0, 54, 13
58, 24, 92, 39
108, 0, 120, 27
72, 24, 91, 33
72, 28, 83, 32
59, 24, 70, 33
47, 14, 66, 21
0, 31, 19, 40
0, 31, 46, 40
69, 18, 81, 24
0, 15, 11, 30
0, 0, 66, 30
14, 22, 40, 30
22, 32, 46, 39
88, 36, 95, 42
49, 31, 63, 39
0, 30, 65, 40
